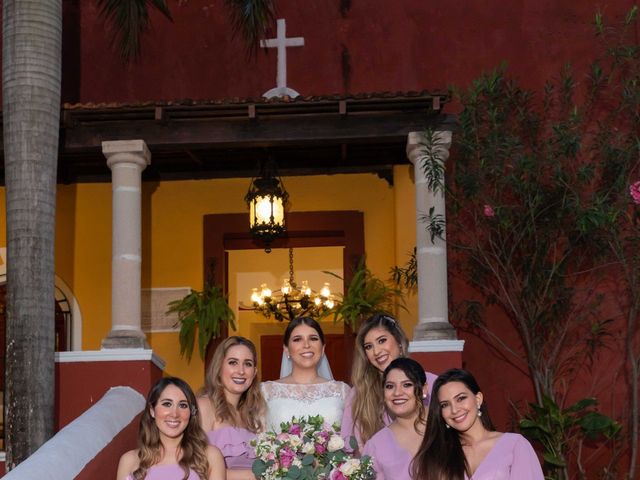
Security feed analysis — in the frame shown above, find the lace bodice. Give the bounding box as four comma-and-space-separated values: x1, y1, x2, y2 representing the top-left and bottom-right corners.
261, 380, 350, 432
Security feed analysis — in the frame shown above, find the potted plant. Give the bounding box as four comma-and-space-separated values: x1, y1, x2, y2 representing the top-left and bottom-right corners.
166, 284, 236, 362
328, 259, 405, 328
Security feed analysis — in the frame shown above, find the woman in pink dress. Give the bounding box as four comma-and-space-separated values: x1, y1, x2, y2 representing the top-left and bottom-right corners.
198, 336, 266, 480
412, 368, 544, 480
340, 314, 437, 452
362, 358, 427, 480
116, 377, 225, 480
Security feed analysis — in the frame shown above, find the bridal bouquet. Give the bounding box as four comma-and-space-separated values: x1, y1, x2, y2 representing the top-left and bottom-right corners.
251, 415, 375, 480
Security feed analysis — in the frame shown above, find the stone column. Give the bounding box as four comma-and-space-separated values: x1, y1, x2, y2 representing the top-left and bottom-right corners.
407, 130, 457, 340
101, 140, 150, 349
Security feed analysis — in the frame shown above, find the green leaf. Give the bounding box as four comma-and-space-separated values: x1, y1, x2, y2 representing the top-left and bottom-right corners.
543, 453, 566, 467
96, 0, 173, 62
224, 0, 276, 56
252, 460, 267, 476
563, 397, 597, 414
579, 412, 619, 435
166, 285, 235, 361
286, 465, 301, 478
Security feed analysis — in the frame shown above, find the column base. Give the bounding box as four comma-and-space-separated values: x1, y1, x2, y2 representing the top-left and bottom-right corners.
409, 339, 465, 373
413, 321, 458, 340
101, 330, 150, 349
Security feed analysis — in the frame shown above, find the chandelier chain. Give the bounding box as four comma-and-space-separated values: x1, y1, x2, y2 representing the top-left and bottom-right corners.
288, 248, 295, 284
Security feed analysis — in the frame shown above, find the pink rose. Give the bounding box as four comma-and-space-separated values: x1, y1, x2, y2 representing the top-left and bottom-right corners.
315, 443, 326, 454
280, 447, 295, 468
330, 469, 347, 480
276, 433, 290, 442
483, 204, 495, 217
289, 424, 302, 435
630, 181, 640, 205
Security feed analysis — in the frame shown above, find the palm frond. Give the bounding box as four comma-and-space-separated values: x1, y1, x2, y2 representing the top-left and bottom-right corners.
96, 0, 172, 62
224, 0, 277, 56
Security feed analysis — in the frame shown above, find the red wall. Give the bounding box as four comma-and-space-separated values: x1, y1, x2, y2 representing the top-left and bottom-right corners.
68, 1, 635, 105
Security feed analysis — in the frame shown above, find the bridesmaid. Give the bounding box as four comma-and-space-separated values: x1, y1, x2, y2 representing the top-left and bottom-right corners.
341, 314, 437, 451
198, 336, 266, 480
362, 358, 428, 480
116, 377, 225, 480
412, 368, 544, 480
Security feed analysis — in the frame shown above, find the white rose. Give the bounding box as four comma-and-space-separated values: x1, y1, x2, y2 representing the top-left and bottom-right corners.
289, 434, 302, 447
339, 458, 361, 476
327, 435, 345, 452
302, 442, 316, 454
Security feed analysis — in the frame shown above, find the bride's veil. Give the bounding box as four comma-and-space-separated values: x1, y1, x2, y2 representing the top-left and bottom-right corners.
280, 350, 334, 380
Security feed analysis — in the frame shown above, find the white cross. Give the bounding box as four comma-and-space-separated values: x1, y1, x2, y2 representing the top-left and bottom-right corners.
261, 18, 304, 99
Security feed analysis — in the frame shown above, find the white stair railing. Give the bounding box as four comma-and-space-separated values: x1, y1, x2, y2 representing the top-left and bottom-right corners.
3, 386, 145, 479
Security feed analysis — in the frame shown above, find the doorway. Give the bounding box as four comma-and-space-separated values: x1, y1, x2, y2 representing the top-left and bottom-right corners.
203, 211, 365, 382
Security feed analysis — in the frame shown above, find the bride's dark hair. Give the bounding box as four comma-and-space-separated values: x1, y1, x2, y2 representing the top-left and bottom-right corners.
283, 316, 325, 345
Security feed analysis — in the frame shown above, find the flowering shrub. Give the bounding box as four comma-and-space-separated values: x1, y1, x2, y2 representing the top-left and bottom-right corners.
630, 180, 640, 205
251, 415, 375, 480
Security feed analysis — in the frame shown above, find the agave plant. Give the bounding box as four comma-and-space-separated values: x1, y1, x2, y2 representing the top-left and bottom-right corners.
166, 285, 236, 361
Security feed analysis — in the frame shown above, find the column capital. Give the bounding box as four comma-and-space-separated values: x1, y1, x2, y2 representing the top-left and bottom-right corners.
102, 140, 151, 169
406, 130, 453, 166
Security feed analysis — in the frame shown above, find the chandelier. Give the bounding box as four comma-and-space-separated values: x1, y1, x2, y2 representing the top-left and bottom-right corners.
250, 248, 336, 322
245, 161, 288, 253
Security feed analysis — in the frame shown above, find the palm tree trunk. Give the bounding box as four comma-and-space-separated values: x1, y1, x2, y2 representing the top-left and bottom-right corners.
2, 0, 62, 468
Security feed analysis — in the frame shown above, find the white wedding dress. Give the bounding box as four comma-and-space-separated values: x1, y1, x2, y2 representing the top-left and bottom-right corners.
261, 380, 351, 432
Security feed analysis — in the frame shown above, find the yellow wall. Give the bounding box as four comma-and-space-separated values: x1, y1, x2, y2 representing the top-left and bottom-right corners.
1, 169, 419, 391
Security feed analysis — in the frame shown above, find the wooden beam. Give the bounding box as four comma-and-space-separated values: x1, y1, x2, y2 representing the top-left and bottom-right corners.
63, 112, 452, 151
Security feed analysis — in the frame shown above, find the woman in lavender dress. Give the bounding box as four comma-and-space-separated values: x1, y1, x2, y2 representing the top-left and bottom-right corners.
198, 336, 266, 480
362, 358, 427, 480
340, 314, 437, 452
116, 377, 225, 480
412, 369, 544, 480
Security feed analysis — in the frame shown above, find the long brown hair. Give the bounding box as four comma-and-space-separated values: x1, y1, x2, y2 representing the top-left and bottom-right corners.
383, 357, 427, 434
134, 377, 210, 480
411, 369, 496, 480
350, 314, 409, 444
202, 336, 265, 432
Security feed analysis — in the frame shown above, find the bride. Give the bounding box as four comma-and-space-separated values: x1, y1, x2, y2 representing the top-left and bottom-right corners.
261, 316, 351, 432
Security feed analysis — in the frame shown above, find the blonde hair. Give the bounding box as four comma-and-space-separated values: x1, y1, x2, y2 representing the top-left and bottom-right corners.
135, 377, 210, 480
202, 336, 265, 432
350, 314, 409, 444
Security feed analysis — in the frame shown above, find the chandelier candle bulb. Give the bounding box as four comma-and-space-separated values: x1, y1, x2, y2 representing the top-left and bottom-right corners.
250, 248, 340, 322
320, 282, 331, 298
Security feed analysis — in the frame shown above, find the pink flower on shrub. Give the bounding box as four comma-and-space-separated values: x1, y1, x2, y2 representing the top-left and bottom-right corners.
630, 181, 640, 205
483, 204, 495, 217
289, 424, 301, 435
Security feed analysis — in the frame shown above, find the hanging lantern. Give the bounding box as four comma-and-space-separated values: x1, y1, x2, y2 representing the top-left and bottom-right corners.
245, 168, 288, 253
